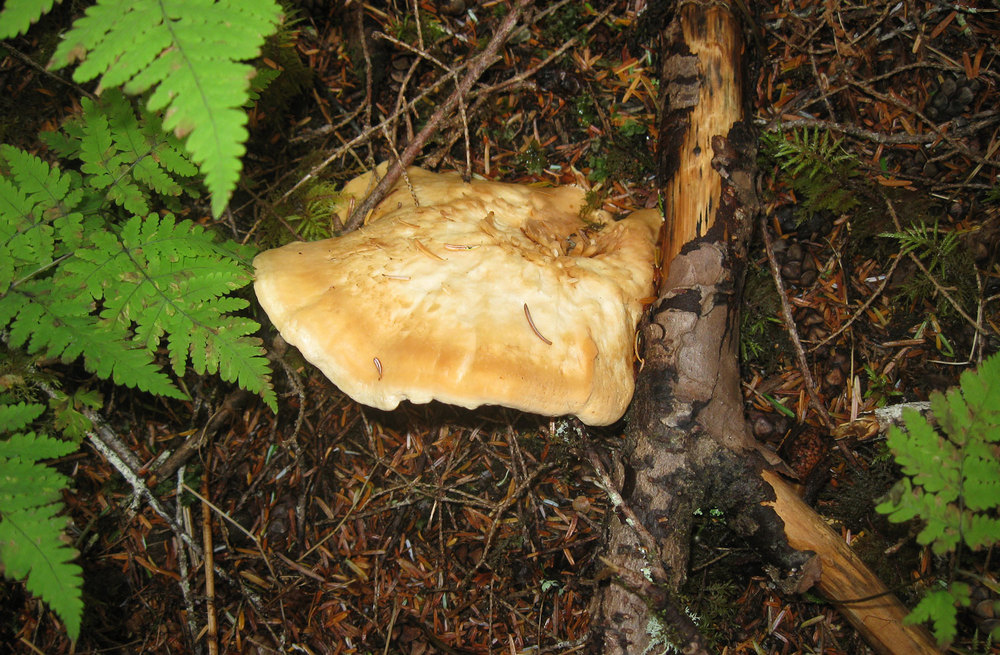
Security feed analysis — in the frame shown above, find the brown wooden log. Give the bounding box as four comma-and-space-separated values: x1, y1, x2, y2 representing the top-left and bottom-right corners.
762, 470, 940, 655
590, 2, 939, 654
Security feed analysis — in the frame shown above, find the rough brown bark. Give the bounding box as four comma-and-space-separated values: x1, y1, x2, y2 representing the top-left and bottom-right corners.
588, 3, 938, 654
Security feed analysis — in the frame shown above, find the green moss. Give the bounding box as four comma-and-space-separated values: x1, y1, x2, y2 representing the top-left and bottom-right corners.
739, 261, 789, 374
539, 3, 588, 44
517, 139, 549, 176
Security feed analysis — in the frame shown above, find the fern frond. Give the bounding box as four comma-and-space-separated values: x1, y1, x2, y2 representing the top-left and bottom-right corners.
2, 146, 275, 407
43, 91, 200, 216
761, 127, 862, 217
0, 426, 82, 641
60, 213, 276, 408
0, 0, 62, 39
50, 0, 283, 216
0, 149, 187, 398
0, 498, 83, 640
2, 278, 185, 398
877, 353, 1000, 643
0, 402, 46, 432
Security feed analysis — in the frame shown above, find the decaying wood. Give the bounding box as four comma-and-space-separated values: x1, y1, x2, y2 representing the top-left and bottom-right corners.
761, 470, 940, 654
658, 3, 744, 264
589, 3, 937, 654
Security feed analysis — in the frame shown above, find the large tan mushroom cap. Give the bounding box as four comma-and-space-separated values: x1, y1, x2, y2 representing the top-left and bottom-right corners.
254, 165, 661, 425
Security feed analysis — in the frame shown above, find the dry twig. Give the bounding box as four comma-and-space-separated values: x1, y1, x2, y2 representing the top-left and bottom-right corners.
342, 0, 535, 231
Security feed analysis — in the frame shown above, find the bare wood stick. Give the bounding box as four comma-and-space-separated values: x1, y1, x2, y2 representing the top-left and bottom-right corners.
660, 4, 744, 265
202, 467, 218, 655
341, 0, 534, 232
175, 466, 202, 655
761, 469, 939, 655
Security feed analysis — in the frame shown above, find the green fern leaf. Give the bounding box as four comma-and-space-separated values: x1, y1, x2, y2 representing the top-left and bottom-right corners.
960, 355, 1000, 431
0, 427, 82, 641
0, 403, 46, 433
963, 456, 1000, 512
0, 146, 88, 295
906, 585, 970, 646
3, 279, 185, 398
877, 354, 1000, 642
54, 91, 200, 216
0, 448, 72, 509
59, 213, 275, 408
1, 145, 82, 213
964, 513, 1000, 550
0, 0, 61, 39
50, 0, 283, 216
78, 96, 150, 215
0, 503, 83, 640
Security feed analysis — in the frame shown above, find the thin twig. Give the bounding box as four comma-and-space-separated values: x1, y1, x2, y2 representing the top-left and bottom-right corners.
176, 466, 202, 655
759, 216, 861, 467
202, 466, 219, 655
341, 0, 535, 232
3, 45, 97, 100
881, 190, 991, 339
758, 117, 940, 145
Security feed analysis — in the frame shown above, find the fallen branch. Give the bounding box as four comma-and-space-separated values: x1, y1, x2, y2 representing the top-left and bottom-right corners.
761, 469, 940, 654
341, 0, 534, 231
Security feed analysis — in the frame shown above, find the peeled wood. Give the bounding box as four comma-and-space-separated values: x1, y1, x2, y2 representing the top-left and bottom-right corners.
762, 470, 939, 655
660, 4, 744, 264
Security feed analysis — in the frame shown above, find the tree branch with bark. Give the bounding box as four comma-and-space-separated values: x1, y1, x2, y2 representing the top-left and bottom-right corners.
587, 4, 938, 654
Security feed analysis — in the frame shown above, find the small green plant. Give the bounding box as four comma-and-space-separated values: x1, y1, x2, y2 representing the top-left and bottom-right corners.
863, 363, 903, 408
0, 402, 83, 640
876, 352, 1000, 645
282, 180, 347, 242
760, 127, 862, 218
517, 139, 550, 176
880, 219, 977, 321
0, 141, 276, 405
1, 0, 283, 216
0, 0, 284, 640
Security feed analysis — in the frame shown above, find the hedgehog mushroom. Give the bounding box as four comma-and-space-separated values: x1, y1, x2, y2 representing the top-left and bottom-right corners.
253, 165, 661, 426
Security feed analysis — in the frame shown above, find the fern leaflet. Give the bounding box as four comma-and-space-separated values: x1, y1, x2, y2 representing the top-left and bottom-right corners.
877, 353, 1000, 644
0, 402, 46, 432
906, 586, 970, 647
0, 0, 62, 39
0, 427, 82, 641
50, 0, 283, 217
1, 144, 277, 408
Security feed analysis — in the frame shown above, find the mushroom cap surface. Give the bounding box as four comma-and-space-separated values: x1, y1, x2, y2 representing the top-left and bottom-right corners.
254, 166, 661, 425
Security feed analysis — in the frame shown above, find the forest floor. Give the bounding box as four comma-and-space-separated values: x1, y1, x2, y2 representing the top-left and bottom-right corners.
2, 1, 999, 654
